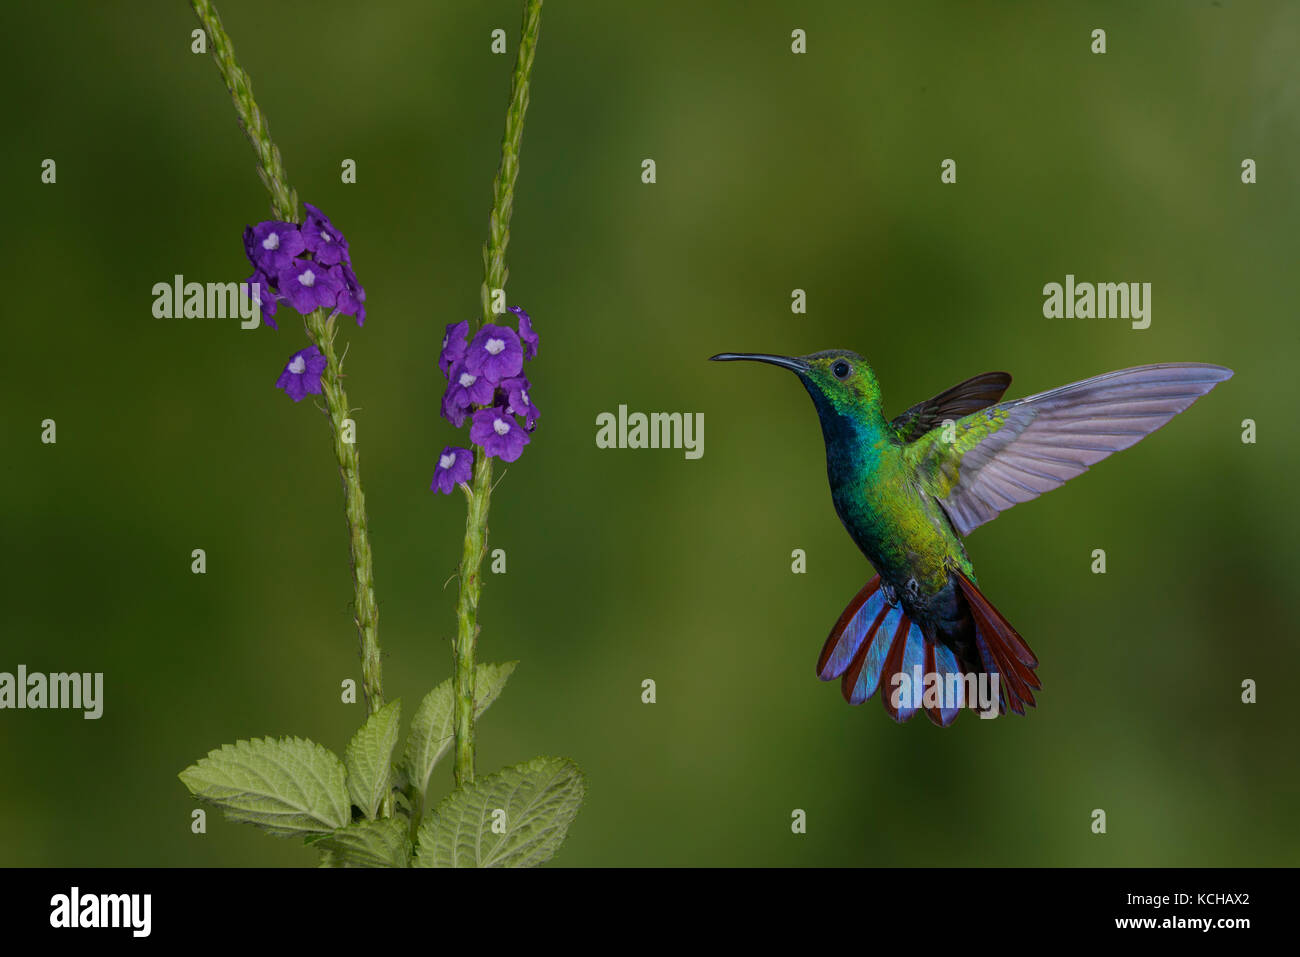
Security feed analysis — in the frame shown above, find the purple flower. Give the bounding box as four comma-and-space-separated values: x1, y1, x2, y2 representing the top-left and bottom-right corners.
440, 391, 470, 428
278, 260, 342, 314
245, 221, 305, 273
463, 324, 523, 383
470, 406, 530, 462
431, 446, 473, 494
275, 345, 328, 402
336, 262, 367, 326
499, 376, 539, 431
302, 202, 349, 266
441, 361, 495, 427
243, 270, 281, 329
440, 320, 469, 377
509, 305, 538, 360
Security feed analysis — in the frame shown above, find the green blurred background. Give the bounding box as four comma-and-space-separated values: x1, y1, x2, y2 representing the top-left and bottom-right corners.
3, 0, 1297, 866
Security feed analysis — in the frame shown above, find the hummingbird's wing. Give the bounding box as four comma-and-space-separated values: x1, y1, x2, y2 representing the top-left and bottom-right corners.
906, 363, 1233, 537
890, 371, 1012, 443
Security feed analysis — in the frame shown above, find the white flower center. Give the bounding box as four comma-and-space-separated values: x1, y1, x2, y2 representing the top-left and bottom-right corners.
321, 230, 332, 243
439, 452, 456, 469
458, 372, 477, 388
298, 269, 316, 287
261, 232, 280, 251
493, 418, 511, 436
288, 356, 306, 374
485, 338, 505, 356
520, 389, 530, 405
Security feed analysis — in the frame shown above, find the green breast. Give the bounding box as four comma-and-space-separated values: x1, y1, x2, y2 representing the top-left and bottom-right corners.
835, 463, 967, 589
823, 417, 972, 599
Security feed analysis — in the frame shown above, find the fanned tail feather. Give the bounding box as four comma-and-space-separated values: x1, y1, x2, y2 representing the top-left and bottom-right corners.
952, 568, 1040, 716
819, 576, 962, 724
817, 576, 884, 680
924, 640, 965, 727
818, 572, 1040, 724
879, 615, 926, 722
842, 603, 902, 705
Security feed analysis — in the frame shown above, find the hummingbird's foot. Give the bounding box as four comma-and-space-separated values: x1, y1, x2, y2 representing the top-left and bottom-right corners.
881, 582, 899, 607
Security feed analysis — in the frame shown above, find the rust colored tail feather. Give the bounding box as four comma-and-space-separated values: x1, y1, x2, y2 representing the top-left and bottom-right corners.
952, 568, 1040, 715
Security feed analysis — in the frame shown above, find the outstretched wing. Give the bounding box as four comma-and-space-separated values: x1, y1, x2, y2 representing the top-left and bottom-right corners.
906, 363, 1233, 537
890, 371, 1012, 444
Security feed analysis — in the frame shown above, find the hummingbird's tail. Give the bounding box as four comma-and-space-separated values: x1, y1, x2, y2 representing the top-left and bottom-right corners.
816, 576, 957, 725
951, 568, 1041, 717
817, 573, 1041, 724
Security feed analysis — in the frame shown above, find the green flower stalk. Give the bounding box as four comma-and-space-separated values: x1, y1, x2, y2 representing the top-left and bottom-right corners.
191, 0, 385, 720
312, 308, 384, 718
452, 0, 544, 788
190, 0, 296, 225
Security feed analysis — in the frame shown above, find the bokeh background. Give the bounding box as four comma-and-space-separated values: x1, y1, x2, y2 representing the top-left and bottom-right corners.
2, 0, 1297, 866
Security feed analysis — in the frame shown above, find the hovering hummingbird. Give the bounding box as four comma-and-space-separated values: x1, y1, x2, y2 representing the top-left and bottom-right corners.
711, 351, 1232, 725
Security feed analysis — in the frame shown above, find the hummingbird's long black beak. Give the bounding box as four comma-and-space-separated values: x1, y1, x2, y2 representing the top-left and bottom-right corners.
709, 353, 808, 373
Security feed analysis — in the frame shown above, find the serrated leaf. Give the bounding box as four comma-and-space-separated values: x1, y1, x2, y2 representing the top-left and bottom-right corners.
345, 699, 402, 819
403, 662, 516, 801
413, 756, 585, 868
178, 736, 349, 837
315, 818, 411, 868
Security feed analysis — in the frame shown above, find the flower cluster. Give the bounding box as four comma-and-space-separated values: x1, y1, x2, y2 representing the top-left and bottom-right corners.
244, 203, 365, 332
241, 204, 366, 402
431, 306, 539, 492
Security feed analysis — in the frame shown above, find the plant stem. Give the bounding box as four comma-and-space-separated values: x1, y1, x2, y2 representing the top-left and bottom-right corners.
478, 0, 544, 327
190, 0, 298, 223
452, 0, 544, 789
191, 0, 387, 730
309, 308, 384, 722
452, 453, 492, 788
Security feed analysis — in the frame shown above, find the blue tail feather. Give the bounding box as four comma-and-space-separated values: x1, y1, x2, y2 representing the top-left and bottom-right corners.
843, 604, 901, 704
889, 623, 927, 721
817, 576, 885, 680
928, 641, 964, 726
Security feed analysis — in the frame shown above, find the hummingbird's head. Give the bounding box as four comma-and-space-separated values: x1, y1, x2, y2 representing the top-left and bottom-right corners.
710, 350, 884, 423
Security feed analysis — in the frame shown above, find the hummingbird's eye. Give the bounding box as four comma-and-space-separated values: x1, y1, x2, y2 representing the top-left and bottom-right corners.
832, 360, 851, 380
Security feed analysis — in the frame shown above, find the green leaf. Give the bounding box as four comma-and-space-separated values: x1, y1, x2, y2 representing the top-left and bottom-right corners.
315, 818, 411, 868
403, 661, 516, 800
345, 699, 402, 820
178, 736, 350, 837
392, 789, 413, 816
413, 756, 585, 868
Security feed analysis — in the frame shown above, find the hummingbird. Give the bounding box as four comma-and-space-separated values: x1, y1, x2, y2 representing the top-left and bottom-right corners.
711, 351, 1232, 725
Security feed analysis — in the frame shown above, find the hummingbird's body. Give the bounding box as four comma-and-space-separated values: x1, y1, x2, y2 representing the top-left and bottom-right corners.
817, 397, 972, 616
713, 350, 1233, 725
